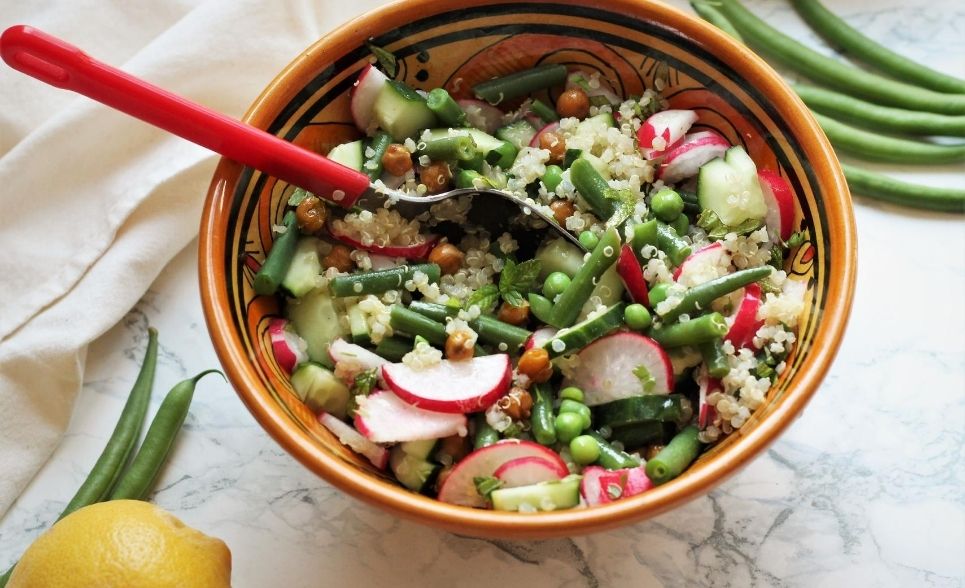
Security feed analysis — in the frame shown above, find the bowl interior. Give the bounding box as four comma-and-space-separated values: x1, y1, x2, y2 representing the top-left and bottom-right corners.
199, 0, 854, 538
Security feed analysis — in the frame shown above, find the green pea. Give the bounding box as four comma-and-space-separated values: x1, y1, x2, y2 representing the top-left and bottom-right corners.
554, 412, 584, 443
578, 230, 600, 250
542, 272, 572, 299
624, 303, 652, 331
569, 435, 601, 465
559, 399, 591, 430
559, 386, 584, 402
542, 164, 564, 193
671, 213, 690, 237
649, 282, 671, 306
650, 188, 685, 222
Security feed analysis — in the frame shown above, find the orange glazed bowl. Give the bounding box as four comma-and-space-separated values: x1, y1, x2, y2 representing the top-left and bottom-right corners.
199, 0, 856, 538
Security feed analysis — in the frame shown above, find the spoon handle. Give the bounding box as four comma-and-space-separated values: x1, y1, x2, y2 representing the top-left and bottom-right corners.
0, 25, 369, 207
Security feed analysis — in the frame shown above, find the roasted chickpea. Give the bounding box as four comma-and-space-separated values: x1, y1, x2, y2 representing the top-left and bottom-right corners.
517, 347, 553, 383
295, 195, 327, 234
428, 243, 464, 275
556, 87, 591, 119
419, 161, 452, 194
496, 387, 534, 420
381, 143, 413, 176
497, 301, 530, 326
321, 244, 354, 273
549, 199, 575, 224
445, 330, 474, 361
538, 131, 567, 164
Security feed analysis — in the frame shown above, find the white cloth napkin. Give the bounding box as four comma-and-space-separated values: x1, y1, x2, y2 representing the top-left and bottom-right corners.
0, 0, 384, 516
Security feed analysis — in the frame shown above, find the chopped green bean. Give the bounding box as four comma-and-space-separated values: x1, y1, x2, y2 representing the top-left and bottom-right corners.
587, 431, 640, 470
651, 313, 728, 348
656, 222, 692, 267
661, 266, 772, 322
473, 63, 568, 104
645, 425, 701, 485
528, 293, 556, 324
330, 264, 440, 297
473, 414, 500, 449
426, 88, 469, 127
531, 99, 559, 122
648, 282, 671, 307
375, 336, 412, 362
363, 132, 392, 181
530, 383, 558, 446
631, 219, 659, 257
455, 169, 493, 189
406, 301, 531, 350
418, 135, 478, 162
254, 211, 299, 296
699, 339, 730, 378
570, 158, 616, 219
549, 227, 621, 328
389, 305, 448, 346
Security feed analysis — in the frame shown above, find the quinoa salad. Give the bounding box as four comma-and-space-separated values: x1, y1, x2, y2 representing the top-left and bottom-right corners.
254, 59, 806, 511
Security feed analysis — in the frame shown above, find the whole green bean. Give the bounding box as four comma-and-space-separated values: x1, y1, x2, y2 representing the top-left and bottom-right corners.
110, 370, 223, 500
790, 0, 965, 94
570, 158, 616, 219
426, 88, 469, 127
406, 301, 531, 350
549, 227, 621, 328
473, 414, 500, 449
842, 164, 965, 213
374, 336, 413, 362
363, 132, 392, 181
418, 135, 478, 162
717, 0, 965, 115
473, 63, 568, 104
656, 222, 692, 267
794, 85, 965, 138
530, 98, 559, 122
587, 431, 640, 470
690, 1, 744, 42
530, 383, 558, 446
389, 305, 448, 346
661, 266, 772, 322
650, 313, 728, 347
645, 425, 702, 485
330, 264, 441, 297
699, 339, 730, 378
254, 211, 299, 296
814, 114, 965, 164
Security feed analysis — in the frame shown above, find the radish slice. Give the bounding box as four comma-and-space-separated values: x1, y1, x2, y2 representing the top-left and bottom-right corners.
328, 220, 439, 260
637, 110, 699, 159
672, 242, 731, 287
382, 354, 512, 413
355, 390, 467, 443
758, 170, 795, 242
268, 318, 307, 374
568, 332, 674, 406
528, 121, 561, 148
319, 412, 389, 469
616, 244, 649, 306
350, 64, 389, 133
493, 456, 568, 488
329, 338, 387, 371
438, 440, 569, 507
566, 70, 621, 106
724, 283, 763, 350
368, 254, 402, 270
458, 99, 504, 134
580, 465, 653, 506
525, 327, 559, 351
657, 130, 730, 184
697, 369, 722, 430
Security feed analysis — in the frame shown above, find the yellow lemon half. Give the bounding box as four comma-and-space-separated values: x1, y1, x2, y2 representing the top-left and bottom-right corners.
9, 500, 231, 588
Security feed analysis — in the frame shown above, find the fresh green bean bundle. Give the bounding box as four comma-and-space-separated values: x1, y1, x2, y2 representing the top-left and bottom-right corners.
815, 114, 965, 164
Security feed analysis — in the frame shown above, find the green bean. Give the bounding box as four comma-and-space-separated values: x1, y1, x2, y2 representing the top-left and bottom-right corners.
530, 383, 558, 446
656, 222, 692, 267
253, 211, 299, 296
374, 336, 412, 362
418, 135, 477, 162
549, 227, 621, 328
650, 313, 728, 347
699, 339, 730, 378
462, 151, 485, 172
587, 431, 640, 470
790, 0, 965, 95
530, 98, 559, 122
717, 0, 965, 115
473, 63, 568, 104
363, 132, 392, 181
426, 88, 469, 127
330, 264, 440, 297
570, 158, 616, 219
110, 370, 222, 500
528, 293, 556, 324
486, 140, 519, 169
648, 282, 670, 307
631, 219, 659, 258
454, 169, 492, 189
691, 1, 744, 42
389, 305, 448, 346
842, 164, 965, 213
814, 114, 965, 164
671, 214, 690, 238
793, 85, 965, 138
406, 301, 532, 350
645, 425, 702, 485
473, 414, 500, 449
661, 266, 772, 322
542, 164, 564, 193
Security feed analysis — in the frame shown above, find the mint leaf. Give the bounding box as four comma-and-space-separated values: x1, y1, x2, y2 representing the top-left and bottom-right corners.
465, 284, 499, 311
497, 259, 541, 308
365, 40, 398, 77
697, 209, 762, 240
498, 258, 517, 293
633, 364, 656, 393
501, 289, 525, 308
509, 259, 541, 293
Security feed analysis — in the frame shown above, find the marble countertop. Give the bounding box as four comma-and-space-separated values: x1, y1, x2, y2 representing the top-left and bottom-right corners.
1, 1, 962, 586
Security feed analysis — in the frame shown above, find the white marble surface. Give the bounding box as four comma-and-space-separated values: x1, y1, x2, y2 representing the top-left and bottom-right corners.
1, 1, 963, 586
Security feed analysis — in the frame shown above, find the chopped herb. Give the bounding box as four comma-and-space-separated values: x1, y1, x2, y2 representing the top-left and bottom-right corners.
496, 258, 541, 308
604, 187, 636, 229
464, 284, 500, 311
365, 40, 398, 77
754, 362, 775, 380
633, 364, 656, 393
696, 209, 763, 240
473, 476, 504, 499
353, 369, 379, 396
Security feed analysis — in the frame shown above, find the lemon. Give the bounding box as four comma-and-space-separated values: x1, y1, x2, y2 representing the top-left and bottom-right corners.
8, 500, 231, 588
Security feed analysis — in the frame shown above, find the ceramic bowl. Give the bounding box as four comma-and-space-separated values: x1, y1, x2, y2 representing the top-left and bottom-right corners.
199, 0, 856, 539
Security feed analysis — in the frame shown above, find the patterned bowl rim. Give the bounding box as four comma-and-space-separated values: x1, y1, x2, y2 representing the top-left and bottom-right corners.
199, 0, 856, 538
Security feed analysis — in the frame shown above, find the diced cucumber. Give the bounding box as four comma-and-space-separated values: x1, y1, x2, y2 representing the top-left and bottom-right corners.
400, 438, 438, 460
490, 475, 582, 512
374, 80, 437, 141
543, 302, 626, 358
577, 264, 624, 322
593, 394, 693, 429
576, 112, 616, 136
535, 238, 585, 280
609, 421, 677, 450
326, 140, 365, 171
496, 119, 537, 149
281, 237, 322, 298
697, 146, 767, 226
347, 304, 371, 346
579, 152, 611, 179
390, 446, 441, 493
286, 287, 346, 367
290, 362, 350, 418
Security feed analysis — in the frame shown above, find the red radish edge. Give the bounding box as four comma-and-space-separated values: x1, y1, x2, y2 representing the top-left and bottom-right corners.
616, 244, 650, 306
525, 327, 559, 351
493, 456, 568, 487
350, 64, 389, 132
529, 121, 561, 148
724, 283, 763, 350
458, 99, 504, 134
672, 242, 726, 283
328, 220, 439, 260
354, 390, 467, 443
637, 110, 699, 159
319, 412, 388, 469
268, 318, 305, 374
758, 170, 795, 242
580, 465, 653, 506
657, 130, 730, 183
698, 371, 722, 430
382, 354, 512, 413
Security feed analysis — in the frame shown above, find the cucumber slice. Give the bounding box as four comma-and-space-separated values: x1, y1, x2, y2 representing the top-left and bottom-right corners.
593, 394, 693, 429
390, 447, 441, 492
578, 152, 611, 179
281, 237, 322, 298
326, 140, 365, 171
374, 81, 437, 141
490, 475, 582, 512
290, 362, 350, 418
496, 119, 537, 149
399, 438, 438, 460
577, 265, 624, 322
535, 238, 584, 280
609, 421, 677, 450
697, 146, 767, 226
286, 287, 346, 367
542, 303, 626, 358
576, 112, 616, 136
347, 304, 371, 346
